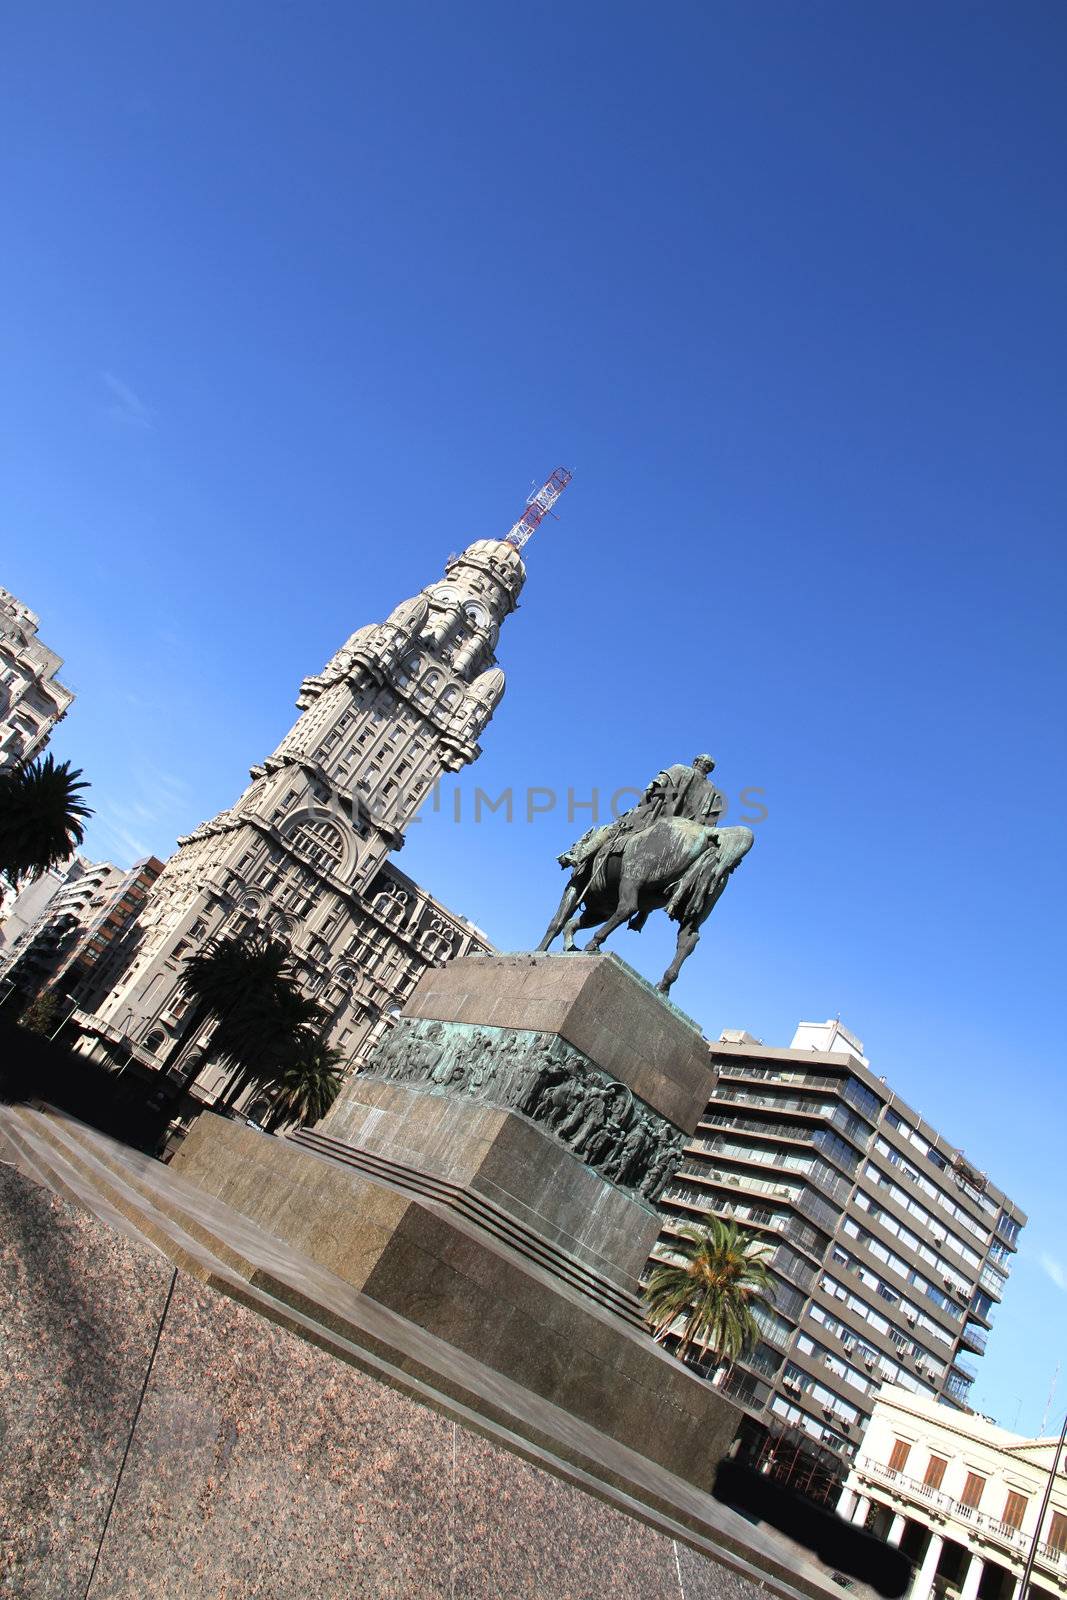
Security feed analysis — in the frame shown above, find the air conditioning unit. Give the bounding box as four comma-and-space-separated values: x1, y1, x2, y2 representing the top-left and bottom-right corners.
906, 1311, 918, 1325
864, 1356, 876, 1370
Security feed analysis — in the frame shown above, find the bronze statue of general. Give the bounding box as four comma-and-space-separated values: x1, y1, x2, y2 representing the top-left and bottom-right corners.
539, 754, 753, 993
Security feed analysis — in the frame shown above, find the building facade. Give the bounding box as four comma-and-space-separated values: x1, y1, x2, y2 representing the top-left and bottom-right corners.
839, 1386, 1067, 1599
0, 586, 75, 768
0, 855, 164, 1010
0, 863, 72, 959
653, 1019, 1025, 1486
75, 537, 527, 1102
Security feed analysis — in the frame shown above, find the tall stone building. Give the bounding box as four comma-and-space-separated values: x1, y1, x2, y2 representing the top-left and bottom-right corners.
0, 586, 75, 769
77, 535, 535, 1100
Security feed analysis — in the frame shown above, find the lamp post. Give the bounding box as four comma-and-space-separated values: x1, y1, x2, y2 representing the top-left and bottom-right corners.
1019, 1409, 1067, 1600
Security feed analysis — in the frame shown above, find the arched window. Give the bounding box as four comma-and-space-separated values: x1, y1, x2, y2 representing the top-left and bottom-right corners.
285, 817, 347, 874
373, 885, 408, 924
144, 1029, 166, 1053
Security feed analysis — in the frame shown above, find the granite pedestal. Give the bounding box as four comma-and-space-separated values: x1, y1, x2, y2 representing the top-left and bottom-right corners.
168, 953, 736, 1493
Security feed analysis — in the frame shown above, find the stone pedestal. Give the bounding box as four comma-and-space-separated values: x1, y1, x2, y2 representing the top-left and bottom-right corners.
169, 953, 738, 1496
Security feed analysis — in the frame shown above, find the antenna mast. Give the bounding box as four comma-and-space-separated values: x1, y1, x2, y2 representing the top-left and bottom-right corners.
503, 467, 572, 551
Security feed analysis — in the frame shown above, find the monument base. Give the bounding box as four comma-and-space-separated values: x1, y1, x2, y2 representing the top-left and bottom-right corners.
0, 1131, 839, 1599
171, 1108, 734, 1491
167, 951, 735, 1491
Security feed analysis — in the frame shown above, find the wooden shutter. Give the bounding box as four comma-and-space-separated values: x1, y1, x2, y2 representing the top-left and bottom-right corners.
924, 1455, 947, 1490
1048, 1512, 1067, 1553
888, 1439, 911, 1474
960, 1472, 986, 1509
1003, 1491, 1027, 1529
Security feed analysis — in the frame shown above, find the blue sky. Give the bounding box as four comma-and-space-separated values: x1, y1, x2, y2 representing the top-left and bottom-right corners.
3, 3, 1065, 1433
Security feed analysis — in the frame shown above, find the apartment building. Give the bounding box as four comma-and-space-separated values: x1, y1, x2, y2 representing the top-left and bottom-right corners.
0, 586, 75, 769
653, 1019, 1025, 1481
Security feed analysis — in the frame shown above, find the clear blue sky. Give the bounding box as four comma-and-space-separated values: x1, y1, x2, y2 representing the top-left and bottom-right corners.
3, 3, 1065, 1433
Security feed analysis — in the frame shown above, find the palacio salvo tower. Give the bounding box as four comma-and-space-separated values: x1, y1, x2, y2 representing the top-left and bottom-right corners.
80, 473, 571, 1108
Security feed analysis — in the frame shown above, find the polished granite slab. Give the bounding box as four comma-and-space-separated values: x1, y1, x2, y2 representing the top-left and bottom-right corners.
0, 1122, 842, 1600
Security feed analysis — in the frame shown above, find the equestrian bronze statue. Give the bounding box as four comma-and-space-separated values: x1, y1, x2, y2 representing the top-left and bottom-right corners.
538, 755, 754, 993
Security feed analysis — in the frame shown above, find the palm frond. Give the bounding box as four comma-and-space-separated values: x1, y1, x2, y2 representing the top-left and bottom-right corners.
0, 755, 93, 885
642, 1217, 775, 1370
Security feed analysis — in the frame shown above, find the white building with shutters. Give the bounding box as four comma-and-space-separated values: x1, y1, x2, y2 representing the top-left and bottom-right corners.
838, 1386, 1067, 1599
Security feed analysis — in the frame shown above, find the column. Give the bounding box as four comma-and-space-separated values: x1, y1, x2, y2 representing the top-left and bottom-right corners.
911, 1532, 944, 1600
887, 1513, 907, 1546
959, 1551, 984, 1600
851, 1494, 871, 1526
837, 1486, 857, 1519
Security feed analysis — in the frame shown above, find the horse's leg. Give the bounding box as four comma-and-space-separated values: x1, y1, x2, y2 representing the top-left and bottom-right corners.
584, 875, 641, 953
562, 904, 596, 952
537, 879, 581, 951
658, 922, 700, 994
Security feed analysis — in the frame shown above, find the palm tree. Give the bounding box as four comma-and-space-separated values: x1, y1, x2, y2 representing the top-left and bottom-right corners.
643, 1217, 775, 1370
213, 983, 329, 1110
0, 755, 93, 886
263, 1036, 345, 1132
175, 932, 294, 1091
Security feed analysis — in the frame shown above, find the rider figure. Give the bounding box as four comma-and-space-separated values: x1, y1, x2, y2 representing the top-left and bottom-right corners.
559, 754, 724, 875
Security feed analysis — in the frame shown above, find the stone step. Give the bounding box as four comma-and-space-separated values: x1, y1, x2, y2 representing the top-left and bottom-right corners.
291, 1125, 649, 1330
0, 1104, 837, 1600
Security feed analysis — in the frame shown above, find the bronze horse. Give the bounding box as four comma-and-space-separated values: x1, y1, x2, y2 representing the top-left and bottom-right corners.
537, 817, 754, 993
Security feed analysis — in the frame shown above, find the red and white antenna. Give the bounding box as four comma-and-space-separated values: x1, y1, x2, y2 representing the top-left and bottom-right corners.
502, 467, 572, 552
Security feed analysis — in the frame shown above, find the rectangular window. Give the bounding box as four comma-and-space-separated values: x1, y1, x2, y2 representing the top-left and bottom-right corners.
1003, 1491, 1027, 1530
1048, 1512, 1067, 1553
960, 1472, 985, 1509
924, 1456, 947, 1490
888, 1439, 911, 1474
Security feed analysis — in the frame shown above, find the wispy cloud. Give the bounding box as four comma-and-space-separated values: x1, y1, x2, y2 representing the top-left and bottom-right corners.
101, 369, 154, 430
85, 766, 193, 868
1040, 1254, 1067, 1292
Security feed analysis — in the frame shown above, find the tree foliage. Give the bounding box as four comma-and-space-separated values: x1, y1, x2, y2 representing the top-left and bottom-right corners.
0, 755, 93, 886
177, 932, 338, 1116
264, 1037, 345, 1132
642, 1217, 775, 1368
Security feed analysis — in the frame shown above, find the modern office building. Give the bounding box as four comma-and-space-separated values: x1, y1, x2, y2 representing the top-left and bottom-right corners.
653, 1019, 1025, 1487
839, 1385, 1067, 1600
0, 586, 75, 768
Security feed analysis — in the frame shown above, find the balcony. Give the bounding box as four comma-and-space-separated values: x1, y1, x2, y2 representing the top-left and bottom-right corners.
959, 1321, 988, 1355
979, 1264, 1008, 1300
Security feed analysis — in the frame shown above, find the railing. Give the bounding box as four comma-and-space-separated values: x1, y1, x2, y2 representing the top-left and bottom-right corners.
852, 1463, 1064, 1574
769, 1246, 817, 1294
719, 1368, 769, 1409
980, 1264, 1007, 1298
715, 1064, 848, 1095
959, 1322, 988, 1354
854, 1456, 953, 1515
